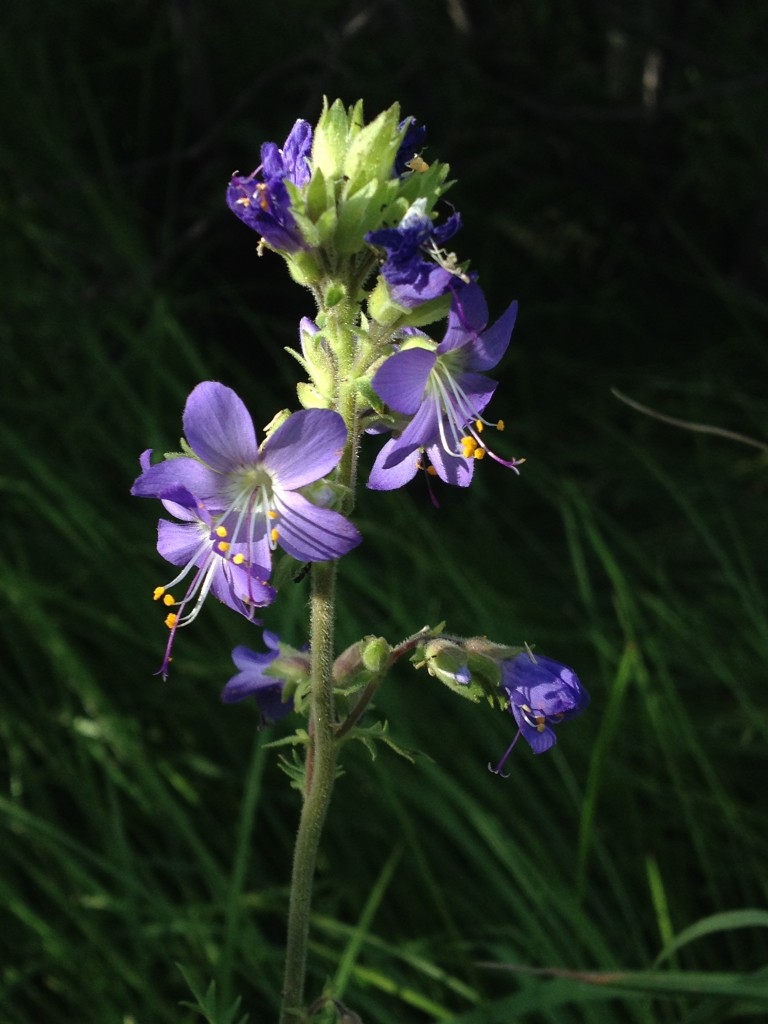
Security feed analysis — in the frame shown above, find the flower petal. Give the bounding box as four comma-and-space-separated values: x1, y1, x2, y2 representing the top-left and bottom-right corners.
367, 438, 422, 490
260, 408, 347, 490
467, 300, 518, 372
131, 458, 221, 502
439, 282, 489, 353
272, 489, 361, 562
426, 442, 474, 487
183, 381, 259, 471
372, 347, 436, 414
157, 519, 206, 567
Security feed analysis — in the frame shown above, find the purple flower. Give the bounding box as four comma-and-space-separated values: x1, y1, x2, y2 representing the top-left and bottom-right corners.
490, 652, 590, 773
365, 198, 464, 308
146, 485, 275, 678
367, 282, 522, 490
221, 632, 294, 722
227, 119, 312, 252
132, 382, 361, 571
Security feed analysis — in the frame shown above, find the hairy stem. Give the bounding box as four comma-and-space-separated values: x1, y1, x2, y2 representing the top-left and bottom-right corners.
279, 559, 338, 1023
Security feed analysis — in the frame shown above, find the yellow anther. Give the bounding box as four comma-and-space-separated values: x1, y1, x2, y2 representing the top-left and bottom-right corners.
153, 586, 166, 602
426, 465, 438, 476
236, 197, 250, 208
233, 553, 245, 565
268, 510, 278, 519
216, 540, 230, 553
461, 436, 478, 458
475, 419, 484, 433
271, 527, 279, 543
474, 447, 486, 460
162, 593, 175, 607
215, 525, 228, 538
535, 715, 546, 733
497, 419, 505, 431
165, 612, 178, 630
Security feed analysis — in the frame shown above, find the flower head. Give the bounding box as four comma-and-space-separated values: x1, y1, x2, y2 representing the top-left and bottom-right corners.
221, 632, 295, 723
490, 651, 590, 774
132, 382, 361, 569
146, 484, 275, 678
227, 119, 312, 252
368, 282, 522, 490
365, 198, 464, 308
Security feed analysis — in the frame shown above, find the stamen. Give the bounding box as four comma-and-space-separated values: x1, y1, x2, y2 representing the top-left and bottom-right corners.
488, 728, 522, 777
153, 586, 166, 602
165, 612, 177, 630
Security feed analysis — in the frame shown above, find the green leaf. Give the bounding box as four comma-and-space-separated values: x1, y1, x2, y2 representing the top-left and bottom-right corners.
654, 909, 768, 967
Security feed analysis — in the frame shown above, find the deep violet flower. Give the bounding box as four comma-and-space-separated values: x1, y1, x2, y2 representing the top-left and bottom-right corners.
132, 382, 361, 571
365, 197, 465, 308
147, 484, 275, 678
227, 119, 312, 252
221, 632, 296, 722
368, 282, 522, 490
490, 652, 590, 773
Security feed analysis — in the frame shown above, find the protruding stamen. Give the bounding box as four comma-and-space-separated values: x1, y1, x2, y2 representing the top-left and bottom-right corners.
165, 612, 178, 630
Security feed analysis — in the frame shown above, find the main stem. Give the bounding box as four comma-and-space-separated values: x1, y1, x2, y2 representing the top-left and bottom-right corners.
279, 297, 358, 1023
279, 559, 338, 1023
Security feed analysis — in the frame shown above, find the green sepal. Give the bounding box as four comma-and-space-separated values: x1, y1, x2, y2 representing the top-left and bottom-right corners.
296, 380, 329, 410
285, 249, 323, 287
343, 103, 401, 193
334, 179, 400, 254
312, 97, 356, 180
355, 375, 387, 416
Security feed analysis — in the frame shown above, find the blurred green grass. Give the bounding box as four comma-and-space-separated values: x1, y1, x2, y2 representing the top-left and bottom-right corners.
2, 1, 767, 1021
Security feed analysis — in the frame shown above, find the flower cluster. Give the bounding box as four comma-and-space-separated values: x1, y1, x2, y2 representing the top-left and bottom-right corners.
132, 382, 360, 677
133, 99, 586, 771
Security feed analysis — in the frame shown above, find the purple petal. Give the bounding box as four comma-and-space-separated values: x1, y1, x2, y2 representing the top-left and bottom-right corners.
131, 457, 221, 502
372, 347, 436, 415
454, 371, 499, 419
157, 519, 206, 566
260, 409, 346, 490
466, 301, 518, 372
282, 119, 313, 186
183, 382, 259, 471
210, 560, 274, 613
367, 438, 422, 490
439, 283, 489, 354
232, 643, 277, 671
272, 489, 361, 562
392, 399, 442, 451
426, 443, 474, 487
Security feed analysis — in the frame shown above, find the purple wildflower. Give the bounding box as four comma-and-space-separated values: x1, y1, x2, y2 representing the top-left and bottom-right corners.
490, 652, 590, 773
227, 119, 312, 252
365, 198, 464, 308
132, 381, 361, 569
367, 282, 522, 490
221, 632, 295, 722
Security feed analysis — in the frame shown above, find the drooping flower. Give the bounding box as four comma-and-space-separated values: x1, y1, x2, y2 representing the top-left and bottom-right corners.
132, 382, 361, 570
227, 119, 312, 252
490, 652, 590, 773
365, 197, 464, 308
221, 632, 297, 722
146, 484, 275, 678
368, 282, 522, 490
